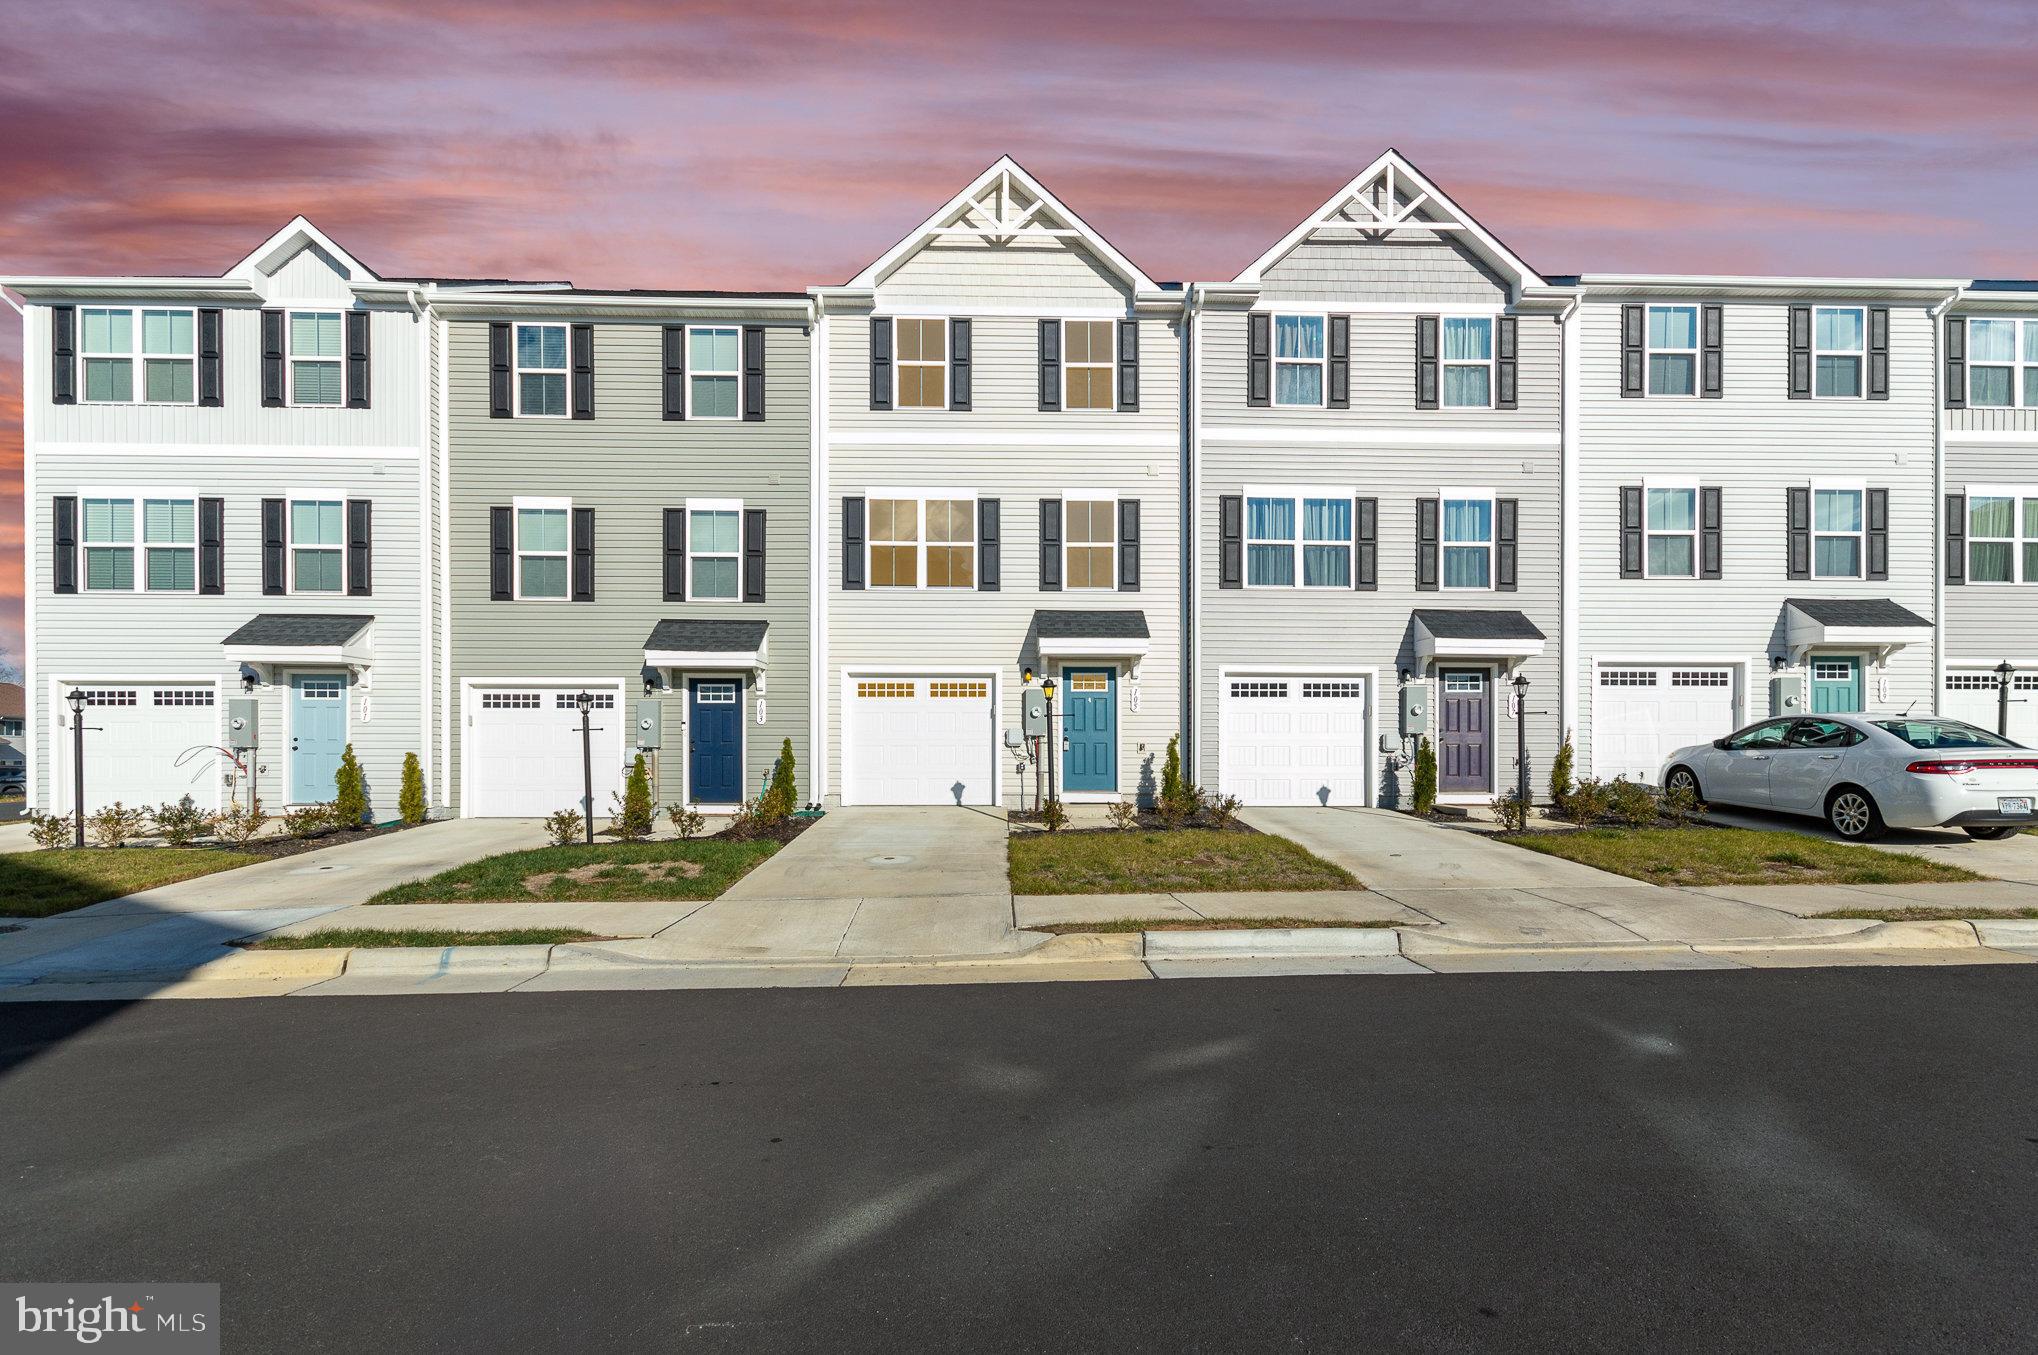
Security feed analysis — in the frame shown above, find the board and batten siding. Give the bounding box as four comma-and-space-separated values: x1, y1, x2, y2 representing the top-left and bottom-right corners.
1944, 439, 2038, 662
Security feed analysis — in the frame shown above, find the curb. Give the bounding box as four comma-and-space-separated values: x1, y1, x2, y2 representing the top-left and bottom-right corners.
1141, 928, 1401, 959
1971, 918, 2038, 947
342, 945, 552, 975
1698, 920, 1980, 953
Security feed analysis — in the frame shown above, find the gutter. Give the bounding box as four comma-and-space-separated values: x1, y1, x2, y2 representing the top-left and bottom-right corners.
1929, 285, 1964, 715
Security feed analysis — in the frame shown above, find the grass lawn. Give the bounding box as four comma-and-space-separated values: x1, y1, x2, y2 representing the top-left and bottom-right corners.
1030, 916, 1394, 934
1810, 906, 2038, 923
1498, 826, 1980, 887
244, 927, 604, 950
369, 837, 781, 904
0, 848, 261, 918
1009, 829, 1358, 895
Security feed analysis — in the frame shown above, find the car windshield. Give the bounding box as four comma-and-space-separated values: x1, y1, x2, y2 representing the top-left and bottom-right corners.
1870, 719, 2022, 750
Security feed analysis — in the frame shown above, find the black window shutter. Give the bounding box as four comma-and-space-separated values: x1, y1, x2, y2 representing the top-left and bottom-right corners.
868, 318, 892, 411
1326, 315, 1350, 409
1117, 319, 1140, 412
196, 497, 224, 594
1496, 498, 1519, 592
52, 496, 77, 593
1619, 486, 1644, 578
1945, 317, 1966, 410
345, 310, 371, 409
948, 318, 971, 412
1867, 307, 1890, 401
488, 322, 512, 418
978, 498, 1000, 592
1788, 306, 1812, 400
1117, 499, 1141, 592
1415, 497, 1440, 591
743, 325, 766, 421
1038, 498, 1063, 591
346, 498, 372, 596
570, 323, 594, 420
1700, 486, 1723, 579
1495, 315, 1518, 410
1037, 319, 1061, 412
1620, 304, 1644, 397
1866, 488, 1889, 581
842, 497, 866, 590
50, 306, 76, 405
663, 508, 687, 601
261, 309, 286, 408
1415, 315, 1439, 410
1219, 494, 1243, 589
261, 497, 286, 594
1945, 492, 1966, 585
743, 508, 766, 601
489, 506, 512, 600
1354, 496, 1377, 591
662, 326, 686, 420
1786, 486, 1811, 579
1700, 304, 1724, 398
198, 308, 224, 408
570, 507, 594, 600
1247, 313, 1270, 408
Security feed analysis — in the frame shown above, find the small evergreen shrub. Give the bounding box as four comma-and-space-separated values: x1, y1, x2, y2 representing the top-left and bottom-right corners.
282, 804, 336, 839
1039, 797, 1069, 833
545, 808, 585, 848
1607, 776, 1657, 828
1411, 737, 1438, 815
758, 739, 798, 822
610, 755, 655, 842
1549, 732, 1575, 809
333, 744, 368, 827
398, 753, 428, 825
1562, 777, 1611, 826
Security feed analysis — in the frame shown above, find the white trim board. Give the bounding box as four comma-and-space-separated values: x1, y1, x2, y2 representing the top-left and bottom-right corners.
1200, 426, 1559, 449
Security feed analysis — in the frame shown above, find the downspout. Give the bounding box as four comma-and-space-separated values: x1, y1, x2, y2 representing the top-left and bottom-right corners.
406, 284, 433, 810
1181, 285, 1199, 786
808, 292, 828, 803
1928, 284, 1964, 714
1556, 292, 1580, 778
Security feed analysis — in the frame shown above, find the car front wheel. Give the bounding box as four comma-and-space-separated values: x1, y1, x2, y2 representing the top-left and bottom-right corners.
1826, 787, 1886, 841
1964, 826, 2019, 841
1665, 766, 1702, 800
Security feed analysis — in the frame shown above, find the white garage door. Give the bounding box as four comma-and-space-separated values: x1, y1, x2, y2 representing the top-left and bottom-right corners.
1593, 666, 1738, 783
1220, 676, 1370, 806
845, 677, 995, 805
54, 683, 220, 812
1943, 672, 2038, 747
467, 687, 626, 818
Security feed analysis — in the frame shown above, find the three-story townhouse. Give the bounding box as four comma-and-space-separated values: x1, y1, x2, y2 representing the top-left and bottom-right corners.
813, 159, 1187, 807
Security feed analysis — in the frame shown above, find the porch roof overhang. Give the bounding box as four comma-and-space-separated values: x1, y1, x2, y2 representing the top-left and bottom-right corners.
221, 614, 374, 671
1033, 609, 1151, 660
643, 618, 769, 671
1412, 609, 1546, 667
1783, 598, 1931, 664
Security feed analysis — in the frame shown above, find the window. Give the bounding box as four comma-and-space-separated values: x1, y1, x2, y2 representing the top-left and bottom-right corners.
1442, 672, 1485, 694
1599, 670, 1658, 687
1272, 315, 1324, 406
1245, 493, 1351, 588
1302, 681, 1363, 698
1725, 718, 1795, 750
1966, 491, 2038, 583
480, 692, 541, 710
856, 681, 914, 699
81, 498, 135, 590
1812, 307, 1864, 398
298, 676, 345, 701
1786, 719, 1863, 749
1229, 681, 1288, 698
1645, 486, 1697, 577
1968, 319, 2038, 408
1812, 487, 1863, 578
79, 307, 195, 404
1063, 321, 1115, 410
1646, 305, 1698, 396
1245, 496, 1293, 586
553, 692, 615, 709
289, 312, 343, 406
514, 324, 568, 417
1065, 673, 1109, 693
1672, 670, 1731, 688
930, 680, 989, 699
868, 496, 974, 589
1064, 500, 1116, 589
1442, 494, 1493, 589
688, 327, 740, 420
688, 502, 741, 599
78, 495, 194, 591
1871, 718, 2020, 751
1442, 317, 1494, 408
515, 503, 569, 599
290, 499, 344, 593
693, 682, 737, 704
894, 318, 946, 409
153, 689, 213, 707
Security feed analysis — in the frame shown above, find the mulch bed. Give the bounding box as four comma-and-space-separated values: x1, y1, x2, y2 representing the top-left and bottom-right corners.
235, 821, 415, 860
1007, 810, 1257, 837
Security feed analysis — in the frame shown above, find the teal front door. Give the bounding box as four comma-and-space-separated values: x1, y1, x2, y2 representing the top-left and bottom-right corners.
1062, 668, 1117, 793
1810, 656, 1864, 714
290, 672, 348, 803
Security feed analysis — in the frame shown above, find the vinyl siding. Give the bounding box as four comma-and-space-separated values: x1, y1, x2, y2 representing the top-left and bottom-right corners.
1945, 440, 2038, 661
267, 244, 358, 302
877, 239, 1131, 311
1258, 234, 1509, 305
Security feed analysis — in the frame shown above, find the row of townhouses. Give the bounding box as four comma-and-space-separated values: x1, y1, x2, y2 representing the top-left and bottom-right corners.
7, 152, 2035, 821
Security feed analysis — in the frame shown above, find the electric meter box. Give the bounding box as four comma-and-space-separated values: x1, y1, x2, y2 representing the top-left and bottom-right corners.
634, 699, 663, 750
1770, 674, 1805, 717
226, 698, 260, 750
1399, 684, 1430, 737
1021, 687, 1050, 737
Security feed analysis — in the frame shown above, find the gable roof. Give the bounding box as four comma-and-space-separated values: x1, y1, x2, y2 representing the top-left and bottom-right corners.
226, 216, 379, 285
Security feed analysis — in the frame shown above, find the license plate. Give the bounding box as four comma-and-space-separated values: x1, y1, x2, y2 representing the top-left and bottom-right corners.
1999, 797, 2033, 815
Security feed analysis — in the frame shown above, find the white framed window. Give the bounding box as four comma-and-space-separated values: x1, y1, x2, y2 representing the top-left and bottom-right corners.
80, 497, 135, 591
514, 497, 570, 599
1644, 485, 1698, 577
1272, 314, 1325, 407
78, 494, 196, 591
1441, 671, 1485, 694
1062, 320, 1115, 410
1441, 492, 1494, 590
1812, 485, 1864, 578
687, 499, 742, 599
289, 311, 343, 406
1646, 305, 1699, 396
1441, 317, 1494, 408
1064, 499, 1117, 589
687, 326, 741, 420
79, 307, 196, 405
1812, 307, 1865, 398
514, 323, 568, 418
893, 318, 947, 410
142, 498, 197, 592
1967, 318, 2038, 409
1966, 488, 2038, 584
867, 493, 975, 589
290, 498, 344, 593
1245, 490, 1352, 588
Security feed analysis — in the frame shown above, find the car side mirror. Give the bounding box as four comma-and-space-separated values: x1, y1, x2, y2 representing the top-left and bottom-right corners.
1713, 738, 1731, 750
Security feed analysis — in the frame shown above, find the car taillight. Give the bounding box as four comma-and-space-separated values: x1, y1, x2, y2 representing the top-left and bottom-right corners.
1907, 759, 2038, 774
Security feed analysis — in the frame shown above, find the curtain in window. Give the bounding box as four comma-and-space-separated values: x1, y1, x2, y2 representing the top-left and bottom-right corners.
1442, 546, 1489, 589
1442, 317, 1491, 361
1301, 497, 1351, 587
1274, 316, 1322, 360
1442, 498, 1491, 543
1969, 319, 2016, 363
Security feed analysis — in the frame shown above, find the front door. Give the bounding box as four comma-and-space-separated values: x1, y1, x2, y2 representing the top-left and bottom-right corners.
1062, 668, 1117, 793
289, 673, 347, 804
688, 678, 743, 805
1810, 656, 1864, 714
1437, 669, 1491, 794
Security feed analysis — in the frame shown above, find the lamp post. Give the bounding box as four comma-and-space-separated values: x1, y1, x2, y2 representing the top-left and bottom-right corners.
1040, 676, 1059, 814
574, 689, 596, 845
1510, 672, 1531, 810
1997, 660, 2016, 739
66, 688, 86, 847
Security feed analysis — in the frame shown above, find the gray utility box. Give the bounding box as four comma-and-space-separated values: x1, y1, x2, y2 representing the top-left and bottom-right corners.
634, 698, 663, 750
1400, 683, 1430, 737
226, 697, 260, 750
1769, 674, 1805, 717
1021, 687, 1050, 737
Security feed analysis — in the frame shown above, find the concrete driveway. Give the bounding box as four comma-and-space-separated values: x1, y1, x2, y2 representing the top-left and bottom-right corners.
1243, 806, 1629, 890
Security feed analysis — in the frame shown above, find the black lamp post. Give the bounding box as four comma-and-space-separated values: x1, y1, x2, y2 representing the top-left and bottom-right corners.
1997, 660, 2015, 738
574, 690, 597, 845
1510, 672, 1532, 809
66, 688, 86, 847
1040, 676, 1059, 812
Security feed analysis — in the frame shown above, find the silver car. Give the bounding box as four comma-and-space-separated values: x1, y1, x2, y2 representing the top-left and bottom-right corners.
1661, 714, 2038, 841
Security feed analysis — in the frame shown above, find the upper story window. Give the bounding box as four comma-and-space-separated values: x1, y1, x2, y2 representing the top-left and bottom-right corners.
1645, 486, 1697, 576
1247, 493, 1351, 588
514, 324, 569, 418
1063, 499, 1117, 589
515, 501, 570, 599
80, 307, 195, 405
1442, 494, 1494, 589
894, 319, 947, 409
1441, 317, 1494, 408
687, 501, 741, 599
1272, 315, 1324, 407
1967, 318, 2038, 408
688, 327, 741, 420
1812, 486, 1864, 577
869, 495, 974, 588
291, 499, 344, 592
1812, 307, 1865, 398
1063, 321, 1115, 410
0, 717, 21, 738
289, 312, 344, 407
1967, 491, 2038, 583
1646, 306, 1699, 396
80, 496, 195, 591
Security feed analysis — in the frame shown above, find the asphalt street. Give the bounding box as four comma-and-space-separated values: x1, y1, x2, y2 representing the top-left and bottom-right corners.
3, 968, 2035, 1352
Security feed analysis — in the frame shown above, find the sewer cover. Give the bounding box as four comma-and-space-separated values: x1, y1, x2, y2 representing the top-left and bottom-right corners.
288, 862, 351, 875
865, 854, 913, 866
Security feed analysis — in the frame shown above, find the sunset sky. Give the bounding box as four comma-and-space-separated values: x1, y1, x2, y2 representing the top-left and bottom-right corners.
4, 0, 2036, 667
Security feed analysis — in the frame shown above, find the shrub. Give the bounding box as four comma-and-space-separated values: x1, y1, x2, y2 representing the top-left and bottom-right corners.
214, 798, 269, 848
1607, 776, 1657, 828
1662, 780, 1708, 827
1155, 735, 1204, 827
332, 744, 368, 827
1160, 735, 1184, 807
667, 803, 706, 840
282, 804, 336, 840
27, 811, 74, 850
87, 801, 149, 848
545, 808, 585, 848
758, 738, 797, 823
1490, 791, 1531, 832
398, 752, 428, 826
1412, 737, 1438, 815
1204, 793, 1244, 830
1038, 797, 1069, 833
153, 795, 214, 846
1104, 799, 1139, 831
1562, 777, 1610, 827
1549, 731, 1575, 809
722, 797, 768, 841
609, 755, 655, 842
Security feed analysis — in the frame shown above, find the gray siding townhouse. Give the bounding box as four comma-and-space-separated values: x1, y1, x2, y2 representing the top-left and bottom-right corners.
1192, 151, 1569, 808
813, 159, 1187, 807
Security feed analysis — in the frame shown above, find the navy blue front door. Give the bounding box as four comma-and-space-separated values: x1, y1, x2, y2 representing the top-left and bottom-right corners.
689, 679, 743, 804
1062, 668, 1117, 793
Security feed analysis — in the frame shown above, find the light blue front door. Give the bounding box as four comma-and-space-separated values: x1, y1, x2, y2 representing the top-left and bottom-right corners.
1810, 656, 1864, 714
290, 673, 348, 803
1062, 668, 1117, 793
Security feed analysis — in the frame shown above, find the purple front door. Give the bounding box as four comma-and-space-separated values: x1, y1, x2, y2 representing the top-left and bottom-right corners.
1438, 669, 1490, 793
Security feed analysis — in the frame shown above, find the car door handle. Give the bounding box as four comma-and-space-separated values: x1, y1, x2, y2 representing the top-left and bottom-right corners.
1748, 754, 1769, 761
1818, 754, 1839, 760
